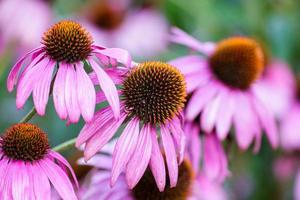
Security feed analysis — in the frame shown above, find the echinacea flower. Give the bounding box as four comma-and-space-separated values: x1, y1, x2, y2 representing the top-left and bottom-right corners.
7, 20, 131, 123
82, 0, 169, 58
169, 27, 278, 151
78, 140, 227, 200
77, 61, 187, 190
0, 123, 78, 200
185, 122, 230, 183
0, 0, 52, 53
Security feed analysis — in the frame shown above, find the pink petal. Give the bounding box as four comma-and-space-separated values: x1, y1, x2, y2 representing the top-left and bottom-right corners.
126, 124, 152, 189
161, 125, 178, 188
78, 154, 112, 170
185, 123, 201, 173
12, 162, 30, 200
294, 170, 300, 200
53, 64, 68, 120
30, 164, 51, 200
216, 89, 235, 140
168, 55, 207, 75
65, 64, 80, 123
186, 81, 219, 120
89, 59, 120, 119
93, 47, 132, 68
149, 127, 166, 192
7, 47, 43, 92
84, 114, 126, 160
76, 62, 96, 122
185, 70, 211, 93
111, 118, 140, 186
168, 118, 185, 164
33, 60, 55, 115
170, 27, 216, 55
39, 158, 78, 200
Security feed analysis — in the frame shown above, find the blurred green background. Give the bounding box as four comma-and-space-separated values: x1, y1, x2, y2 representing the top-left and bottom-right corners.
0, 0, 299, 199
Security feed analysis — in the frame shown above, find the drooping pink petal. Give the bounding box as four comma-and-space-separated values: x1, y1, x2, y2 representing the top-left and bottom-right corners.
126, 124, 152, 189
84, 114, 127, 161
53, 64, 68, 120
185, 123, 201, 173
76, 62, 96, 122
111, 118, 140, 186
149, 127, 166, 192
16, 55, 48, 109
1, 160, 13, 200
49, 151, 79, 188
30, 163, 51, 200
33, 59, 55, 115
7, 47, 43, 92
12, 162, 30, 200
39, 158, 77, 200
89, 59, 120, 119
161, 125, 178, 188
64, 64, 80, 123
168, 118, 185, 164
93, 47, 132, 68
186, 81, 219, 120
170, 27, 216, 55
215, 89, 235, 140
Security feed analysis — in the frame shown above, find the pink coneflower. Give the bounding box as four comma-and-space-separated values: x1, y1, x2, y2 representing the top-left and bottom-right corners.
77, 61, 187, 189
7, 20, 131, 123
254, 59, 295, 118
0, 123, 78, 199
169, 27, 278, 151
82, 0, 168, 58
0, 0, 52, 53
185, 122, 230, 183
78, 140, 227, 200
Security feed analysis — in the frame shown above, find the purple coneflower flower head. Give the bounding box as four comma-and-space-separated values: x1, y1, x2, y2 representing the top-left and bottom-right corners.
0, 0, 52, 53
0, 123, 78, 200
78, 140, 227, 200
185, 122, 230, 183
82, 0, 169, 58
7, 20, 131, 123
77, 61, 187, 190
169, 27, 278, 151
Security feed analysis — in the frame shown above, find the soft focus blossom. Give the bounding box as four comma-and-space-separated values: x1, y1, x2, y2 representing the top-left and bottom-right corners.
77, 61, 187, 190
82, 0, 169, 58
169, 27, 278, 151
7, 20, 131, 123
0, 123, 78, 200
78, 140, 227, 200
0, 0, 52, 54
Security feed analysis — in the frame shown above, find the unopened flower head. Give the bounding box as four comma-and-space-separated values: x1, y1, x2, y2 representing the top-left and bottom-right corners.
0, 123, 78, 200
169, 27, 278, 151
77, 61, 187, 190
7, 20, 131, 123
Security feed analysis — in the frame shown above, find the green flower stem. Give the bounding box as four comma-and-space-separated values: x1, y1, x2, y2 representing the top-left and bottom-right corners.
19, 107, 37, 123
52, 137, 77, 153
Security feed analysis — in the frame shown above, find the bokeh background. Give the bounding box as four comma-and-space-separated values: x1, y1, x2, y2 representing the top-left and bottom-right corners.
0, 0, 299, 199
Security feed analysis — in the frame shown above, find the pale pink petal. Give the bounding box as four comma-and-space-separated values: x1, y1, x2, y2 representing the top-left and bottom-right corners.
39, 158, 77, 200
7, 47, 43, 91
294, 170, 300, 200
149, 127, 166, 192
16, 55, 47, 109
12, 162, 30, 200
161, 125, 178, 187
216, 89, 235, 140
53, 64, 68, 120
65, 64, 80, 123
111, 118, 140, 186
76, 62, 96, 122
186, 81, 219, 120
168, 55, 208, 75
93, 47, 132, 68
170, 27, 216, 55
84, 114, 126, 160
78, 154, 112, 170
185, 71, 211, 93
30, 164, 51, 200
89, 59, 120, 119
168, 118, 185, 164
33, 59, 55, 115
185, 123, 201, 173
126, 124, 152, 189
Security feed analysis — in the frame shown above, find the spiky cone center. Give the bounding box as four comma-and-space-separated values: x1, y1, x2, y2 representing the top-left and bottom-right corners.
132, 160, 194, 200
1, 124, 49, 161
86, 0, 125, 30
42, 20, 93, 63
209, 37, 264, 90
123, 61, 186, 125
